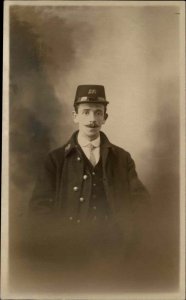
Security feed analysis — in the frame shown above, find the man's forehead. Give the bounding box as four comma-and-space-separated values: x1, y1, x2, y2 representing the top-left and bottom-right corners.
78, 103, 105, 110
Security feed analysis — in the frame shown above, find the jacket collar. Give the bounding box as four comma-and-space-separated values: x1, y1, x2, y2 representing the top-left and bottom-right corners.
64, 130, 113, 157
77, 133, 100, 148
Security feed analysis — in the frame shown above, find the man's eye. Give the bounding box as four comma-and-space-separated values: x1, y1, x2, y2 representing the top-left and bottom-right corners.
83, 111, 89, 115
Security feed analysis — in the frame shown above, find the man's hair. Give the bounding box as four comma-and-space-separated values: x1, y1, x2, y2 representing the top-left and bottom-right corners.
74, 104, 107, 115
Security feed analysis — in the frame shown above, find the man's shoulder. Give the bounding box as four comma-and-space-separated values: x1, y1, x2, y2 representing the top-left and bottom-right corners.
100, 132, 128, 154
46, 132, 77, 162
49, 145, 66, 158
101, 131, 131, 159
111, 142, 128, 154
110, 143, 131, 159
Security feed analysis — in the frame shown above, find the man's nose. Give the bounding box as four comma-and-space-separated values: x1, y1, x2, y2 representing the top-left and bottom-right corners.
88, 112, 96, 122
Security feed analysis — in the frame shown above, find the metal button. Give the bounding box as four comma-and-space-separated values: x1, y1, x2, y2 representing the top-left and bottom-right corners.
77, 157, 81, 161
105, 215, 108, 220
80, 197, 84, 202
69, 216, 73, 221
92, 194, 96, 199
93, 206, 97, 210
49, 198, 53, 202
73, 186, 79, 191
83, 175, 88, 180
93, 183, 96, 187
77, 219, 80, 223
93, 216, 97, 221
92, 172, 95, 176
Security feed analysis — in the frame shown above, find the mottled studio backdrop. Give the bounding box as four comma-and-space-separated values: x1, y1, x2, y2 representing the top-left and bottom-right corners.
9, 3, 180, 296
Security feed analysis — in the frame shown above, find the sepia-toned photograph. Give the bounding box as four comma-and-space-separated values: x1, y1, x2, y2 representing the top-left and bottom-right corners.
2, 1, 185, 299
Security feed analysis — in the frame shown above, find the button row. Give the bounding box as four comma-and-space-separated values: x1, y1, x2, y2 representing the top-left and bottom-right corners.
69, 217, 81, 223
68, 215, 109, 222
73, 172, 96, 192
72, 189, 85, 202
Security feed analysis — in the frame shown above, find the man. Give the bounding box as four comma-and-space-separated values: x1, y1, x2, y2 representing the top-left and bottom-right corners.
28, 85, 148, 277
29, 85, 149, 255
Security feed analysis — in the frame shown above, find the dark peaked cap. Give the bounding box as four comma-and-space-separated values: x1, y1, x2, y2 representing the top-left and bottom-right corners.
74, 85, 109, 106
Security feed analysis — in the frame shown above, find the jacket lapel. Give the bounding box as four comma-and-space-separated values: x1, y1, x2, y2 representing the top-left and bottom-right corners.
100, 133, 116, 214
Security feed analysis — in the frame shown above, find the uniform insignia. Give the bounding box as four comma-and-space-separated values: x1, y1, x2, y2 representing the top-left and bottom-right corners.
88, 89, 97, 95
65, 143, 71, 151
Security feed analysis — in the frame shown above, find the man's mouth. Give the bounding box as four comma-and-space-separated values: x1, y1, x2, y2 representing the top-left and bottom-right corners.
85, 124, 99, 128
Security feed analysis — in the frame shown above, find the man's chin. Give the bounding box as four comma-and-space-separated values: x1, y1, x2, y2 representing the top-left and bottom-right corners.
81, 127, 100, 138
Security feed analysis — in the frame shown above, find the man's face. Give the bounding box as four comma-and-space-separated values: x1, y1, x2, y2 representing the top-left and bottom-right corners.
73, 103, 107, 140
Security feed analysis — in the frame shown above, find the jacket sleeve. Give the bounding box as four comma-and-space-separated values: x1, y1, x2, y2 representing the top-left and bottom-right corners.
127, 152, 150, 210
29, 153, 56, 214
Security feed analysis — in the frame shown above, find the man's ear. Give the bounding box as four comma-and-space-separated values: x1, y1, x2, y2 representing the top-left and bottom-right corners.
102, 113, 108, 124
105, 113, 108, 120
72, 111, 78, 124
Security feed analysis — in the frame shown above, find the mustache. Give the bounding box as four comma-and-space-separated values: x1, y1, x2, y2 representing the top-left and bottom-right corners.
85, 124, 99, 128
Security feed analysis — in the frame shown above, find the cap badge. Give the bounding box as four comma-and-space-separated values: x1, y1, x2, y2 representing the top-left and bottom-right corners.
88, 89, 97, 95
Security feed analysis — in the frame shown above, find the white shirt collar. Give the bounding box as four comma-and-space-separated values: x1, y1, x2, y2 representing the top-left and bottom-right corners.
77, 132, 100, 148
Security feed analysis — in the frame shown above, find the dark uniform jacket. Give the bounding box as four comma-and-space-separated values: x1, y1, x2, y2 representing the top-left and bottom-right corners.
30, 131, 149, 227
28, 130, 151, 267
